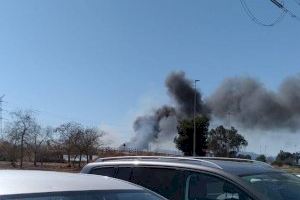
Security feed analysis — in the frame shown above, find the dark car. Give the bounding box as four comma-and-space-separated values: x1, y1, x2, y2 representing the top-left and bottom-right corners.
81, 156, 300, 200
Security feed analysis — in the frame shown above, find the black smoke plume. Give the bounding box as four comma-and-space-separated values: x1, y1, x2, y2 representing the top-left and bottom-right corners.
125, 72, 300, 150
165, 71, 208, 117
207, 75, 300, 131
125, 71, 205, 150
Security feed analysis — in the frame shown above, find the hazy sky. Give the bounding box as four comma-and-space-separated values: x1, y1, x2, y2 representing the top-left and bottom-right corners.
0, 0, 300, 155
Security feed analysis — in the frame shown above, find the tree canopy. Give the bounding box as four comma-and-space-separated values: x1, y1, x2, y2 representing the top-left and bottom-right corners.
275, 150, 296, 166
207, 126, 248, 157
256, 154, 267, 162
174, 115, 209, 156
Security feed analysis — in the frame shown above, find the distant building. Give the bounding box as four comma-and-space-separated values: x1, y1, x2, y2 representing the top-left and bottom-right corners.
63, 155, 97, 162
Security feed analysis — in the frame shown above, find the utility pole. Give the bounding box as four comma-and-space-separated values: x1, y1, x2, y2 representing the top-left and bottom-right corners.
227, 111, 231, 128
265, 145, 267, 155
193, 80, 199, 157
0, 95, 5, 135
260, 145, 262, 154
226, 111, 232, 157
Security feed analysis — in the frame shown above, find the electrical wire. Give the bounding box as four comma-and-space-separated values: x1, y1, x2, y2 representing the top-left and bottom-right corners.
240, 0, 287, 26
285, 8, 300, 21
270, 0, 300, 22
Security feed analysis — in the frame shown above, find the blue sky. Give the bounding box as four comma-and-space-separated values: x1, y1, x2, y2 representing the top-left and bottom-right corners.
0, 0, 300, 153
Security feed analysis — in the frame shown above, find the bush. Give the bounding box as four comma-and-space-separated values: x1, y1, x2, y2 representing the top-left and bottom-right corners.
272, 160, 284, 167
256, 154, 267, 162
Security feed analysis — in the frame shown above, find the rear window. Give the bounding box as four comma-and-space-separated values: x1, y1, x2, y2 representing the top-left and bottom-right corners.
116, 167, 132, 181
131, 167, 185, 200
90, 167, 116, 177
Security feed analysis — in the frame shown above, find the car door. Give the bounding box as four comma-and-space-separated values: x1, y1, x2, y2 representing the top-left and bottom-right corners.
131, 167, 185, 200
115, 167, 132, 181
184, 170, 255, 200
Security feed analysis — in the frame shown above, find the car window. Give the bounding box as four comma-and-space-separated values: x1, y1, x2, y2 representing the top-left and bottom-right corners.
90, 167, 116, 177
242, 172, 300, 200
131, 167, 185, 200
116, 167, 132, 181
185, 172, 253, 200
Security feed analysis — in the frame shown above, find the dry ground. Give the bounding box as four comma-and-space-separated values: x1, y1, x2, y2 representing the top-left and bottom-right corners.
0, 151, 168, 172
276, 165, 300, 174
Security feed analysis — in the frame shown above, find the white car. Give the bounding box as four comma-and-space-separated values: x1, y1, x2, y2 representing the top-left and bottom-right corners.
0, 170, 166, 200
296, 174, 300, 178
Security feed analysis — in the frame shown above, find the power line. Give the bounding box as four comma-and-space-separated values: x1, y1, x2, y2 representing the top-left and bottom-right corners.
240, 0, 287, 26
270, 0, 300, 21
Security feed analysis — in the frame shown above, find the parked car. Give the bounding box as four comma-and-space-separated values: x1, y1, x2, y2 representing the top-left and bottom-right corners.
81, 156, 300, 200
0, 170, 167, 200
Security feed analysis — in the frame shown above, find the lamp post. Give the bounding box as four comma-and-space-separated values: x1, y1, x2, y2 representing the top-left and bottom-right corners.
193, 80, 199, 157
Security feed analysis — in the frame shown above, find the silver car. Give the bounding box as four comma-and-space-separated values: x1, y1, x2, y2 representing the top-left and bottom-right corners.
0, 170, 166, 200
81, 156, 300, 200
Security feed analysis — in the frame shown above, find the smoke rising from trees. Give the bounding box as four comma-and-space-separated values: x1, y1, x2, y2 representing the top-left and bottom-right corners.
126, 72, 300, 150
126, 72, 205, 149
128, 106, 176, 149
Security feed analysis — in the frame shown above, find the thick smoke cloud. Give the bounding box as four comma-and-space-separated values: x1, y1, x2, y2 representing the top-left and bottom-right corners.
165, 71, 205, 117
126, 106, 177, 149
280, 76, 300, 114
125, 72, 300, 150
126, 72, 204, 149
207, 76, 300, 131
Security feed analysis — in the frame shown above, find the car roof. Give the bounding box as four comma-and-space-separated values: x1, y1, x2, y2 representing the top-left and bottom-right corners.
87, 156, 281, 176
195, 157, 279, 176
0, 170, 143, 196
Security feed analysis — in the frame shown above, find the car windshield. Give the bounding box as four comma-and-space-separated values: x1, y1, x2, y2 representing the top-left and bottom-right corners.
1, 190, 164, 200
241, 172, 300, 200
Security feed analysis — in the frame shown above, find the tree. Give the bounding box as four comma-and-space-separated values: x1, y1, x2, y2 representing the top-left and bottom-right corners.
28, 126, 52, 166
81, 128, 105, 164
5, 110, 40, 168
0, 139, 16, 164
55, 122, 106, 167
237, 154, 252, 159
256, 154, 267, 162
207, 126, 248, 157
293, 152, 300, 165
73, 127, 105, 167
54, 122, 82, 166
174, 115, 209, 156
275, 150, 295, 166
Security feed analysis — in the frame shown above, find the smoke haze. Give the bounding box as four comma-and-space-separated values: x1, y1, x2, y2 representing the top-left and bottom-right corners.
208, 76, 300, 131
125, 72, 204, 149
125, 72, 300, 150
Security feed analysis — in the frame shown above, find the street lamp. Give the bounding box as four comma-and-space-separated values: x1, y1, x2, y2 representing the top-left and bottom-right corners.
193, 80, 199, 157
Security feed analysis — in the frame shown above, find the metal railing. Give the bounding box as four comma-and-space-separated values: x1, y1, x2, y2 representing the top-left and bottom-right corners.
96, 156, 223, 169
195, 157, 273, 168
